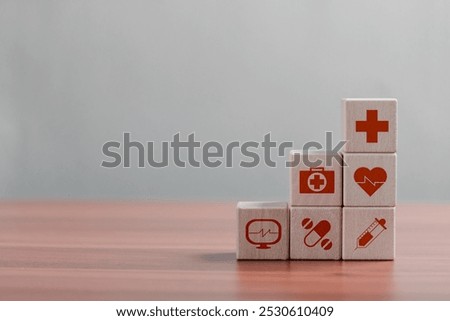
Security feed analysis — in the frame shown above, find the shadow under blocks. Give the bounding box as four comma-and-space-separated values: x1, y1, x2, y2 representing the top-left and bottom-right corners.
237, 98, 397, 261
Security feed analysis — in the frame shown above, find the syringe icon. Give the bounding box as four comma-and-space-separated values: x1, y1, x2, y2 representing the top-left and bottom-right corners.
355, 218, 387, 250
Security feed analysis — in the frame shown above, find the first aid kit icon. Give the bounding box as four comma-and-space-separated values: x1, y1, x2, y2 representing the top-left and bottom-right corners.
299, 167, 335, 194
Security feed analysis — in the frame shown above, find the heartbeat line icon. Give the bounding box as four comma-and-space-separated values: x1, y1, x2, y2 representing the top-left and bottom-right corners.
355, 177, 383, 187
248, 229, 279, 237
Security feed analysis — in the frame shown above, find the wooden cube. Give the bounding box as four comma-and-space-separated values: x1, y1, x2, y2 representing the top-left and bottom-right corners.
236, 201, 289, 260
289, 151, 342, 206
290, 207, 341, 260
343, 98, 397, 153
343, 153, 396, 207
342, 207, 395, 260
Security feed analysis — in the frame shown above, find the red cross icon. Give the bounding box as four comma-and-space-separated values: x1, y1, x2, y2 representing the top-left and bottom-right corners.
355, 110, 389, 143
309, 174, 325, 190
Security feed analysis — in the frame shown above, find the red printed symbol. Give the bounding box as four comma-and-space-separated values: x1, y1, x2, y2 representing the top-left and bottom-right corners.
354, 167, 387, 196
356, 110, 389, 143
301, 218, 332, 250
299, 168, 335, 194
245, 219, 282, 249
355, 218, 387, 250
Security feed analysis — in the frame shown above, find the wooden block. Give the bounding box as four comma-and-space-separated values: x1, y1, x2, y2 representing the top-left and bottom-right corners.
289, 151, 342, 206
290, 207, 341, 260
342, 207, 395, 260
236, 201, 289, 260
343, 98, 397, 153
343, 153, 396, 207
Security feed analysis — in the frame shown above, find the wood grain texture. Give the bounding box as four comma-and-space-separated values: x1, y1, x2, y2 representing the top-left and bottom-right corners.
0, 202, 449, 300
343, 153, 396, 207
342, 207, 395, 260
237, 202, 289, 260
290, 207, 341, 260
342, 98, 397, 153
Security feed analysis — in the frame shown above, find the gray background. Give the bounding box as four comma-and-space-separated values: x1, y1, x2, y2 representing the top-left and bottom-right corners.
1, 1, 449, 202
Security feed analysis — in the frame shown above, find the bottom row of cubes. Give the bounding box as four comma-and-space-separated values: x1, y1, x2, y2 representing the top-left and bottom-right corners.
236, 202, 395, 261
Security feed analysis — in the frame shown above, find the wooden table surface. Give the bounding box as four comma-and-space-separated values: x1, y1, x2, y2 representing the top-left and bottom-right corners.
0, 202, 449, 300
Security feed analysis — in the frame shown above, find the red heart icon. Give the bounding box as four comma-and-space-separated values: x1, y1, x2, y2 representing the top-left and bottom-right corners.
354, 167, 387, 196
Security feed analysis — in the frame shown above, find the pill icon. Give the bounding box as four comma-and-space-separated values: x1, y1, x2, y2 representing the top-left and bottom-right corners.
321, 238, 333, 251
301, 218, 314, 230
303, 219, 332, 248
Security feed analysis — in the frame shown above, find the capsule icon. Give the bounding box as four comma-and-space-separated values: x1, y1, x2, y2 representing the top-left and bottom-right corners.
302, 218, 332, 250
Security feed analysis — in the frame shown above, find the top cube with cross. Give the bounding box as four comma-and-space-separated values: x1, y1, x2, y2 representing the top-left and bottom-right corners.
343, 99, 397, 153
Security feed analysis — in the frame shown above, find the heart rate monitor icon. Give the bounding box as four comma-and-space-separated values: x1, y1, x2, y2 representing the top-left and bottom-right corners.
245, 219, 282, 249
354, 167, 387, 196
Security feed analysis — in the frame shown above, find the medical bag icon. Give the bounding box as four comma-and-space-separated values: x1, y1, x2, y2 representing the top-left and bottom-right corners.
299, 167, 335, 194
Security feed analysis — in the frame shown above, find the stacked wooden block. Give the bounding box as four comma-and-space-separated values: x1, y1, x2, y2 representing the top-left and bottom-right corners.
342, 99, 397, 260
236, 98, 397, 261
